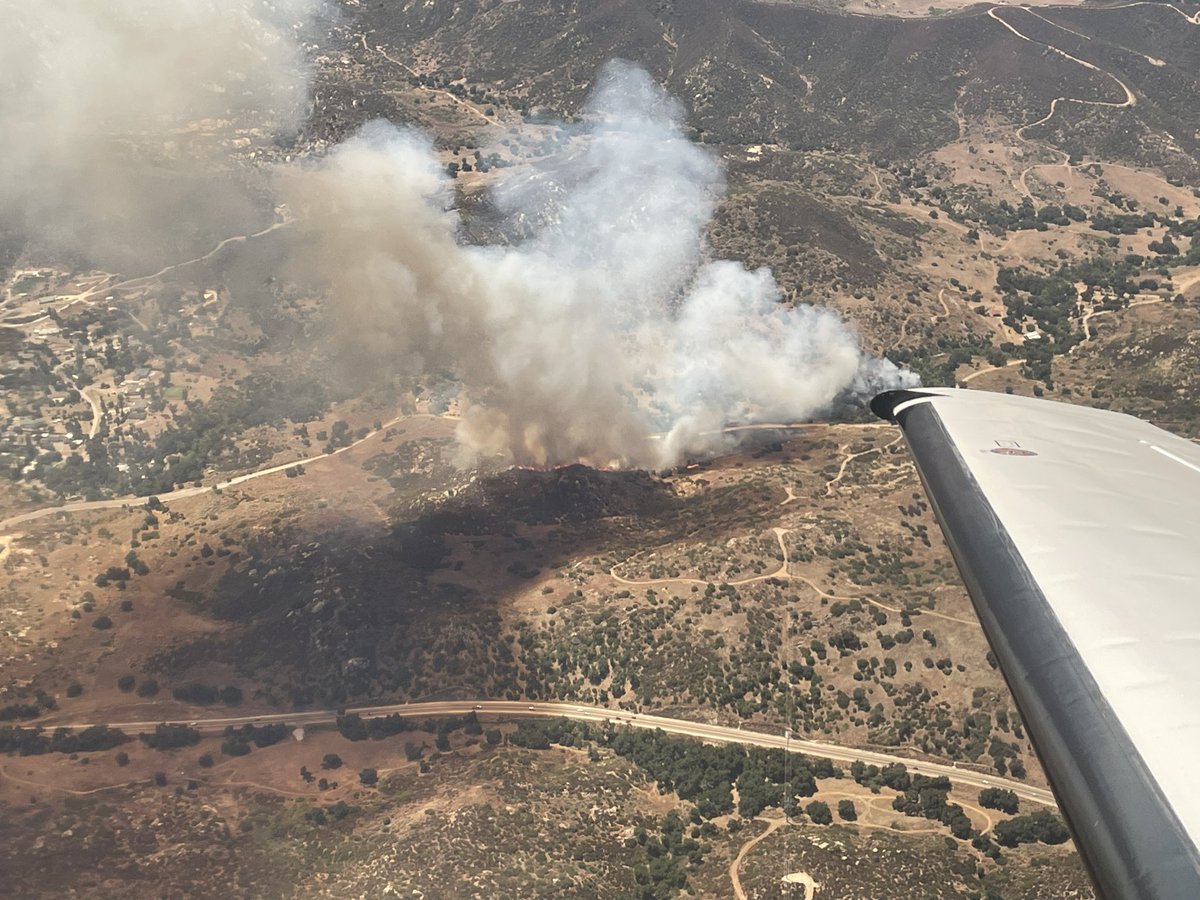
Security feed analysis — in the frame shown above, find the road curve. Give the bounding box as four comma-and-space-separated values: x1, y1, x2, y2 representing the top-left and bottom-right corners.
0, 412, 455, 531
44, 699, 1057, 808
962, 358, 1022, 384
987, 6, 1137, 140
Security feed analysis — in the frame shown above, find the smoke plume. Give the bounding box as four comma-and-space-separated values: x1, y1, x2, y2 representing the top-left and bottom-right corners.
3, 2, 912, 469
0, 0, 320, 269
287, 62, 915, 469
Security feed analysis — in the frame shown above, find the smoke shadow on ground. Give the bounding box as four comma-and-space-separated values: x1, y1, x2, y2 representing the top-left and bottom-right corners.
148, 440, 810, 708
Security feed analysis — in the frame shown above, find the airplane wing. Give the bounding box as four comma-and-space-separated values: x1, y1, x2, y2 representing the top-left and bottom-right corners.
872, 387, 1200, 899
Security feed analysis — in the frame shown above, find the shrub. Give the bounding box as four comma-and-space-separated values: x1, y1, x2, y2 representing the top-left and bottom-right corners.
221, 738, 252, 757
140, 723, 200, 750
172, 683, 218, 705
218, 685, 243, 706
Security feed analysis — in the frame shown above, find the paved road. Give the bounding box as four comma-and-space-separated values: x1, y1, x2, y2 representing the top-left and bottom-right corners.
0, 413, 426, 531
48, 699, 1057, 807
0, 415, 862, 533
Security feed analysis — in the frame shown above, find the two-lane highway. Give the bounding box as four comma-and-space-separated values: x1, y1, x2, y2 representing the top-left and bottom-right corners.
46, 699, 1056, 807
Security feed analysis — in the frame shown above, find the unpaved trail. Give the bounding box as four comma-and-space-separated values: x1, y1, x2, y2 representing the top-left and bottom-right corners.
731, 817, 786, 900
987, 6, 1137, 140
79, 386, 104, 439
611, 515, 978, 628
1080, 294, 1163, 342
1022, 7, 1166, 66
901, 289, 953, 341
962, 358, 1022, 383
791, 571, 979, 628
1096, 2, 1200, 25
824, 434, 903, 496
1170, 267, 1200, 295
609, 528, 796, 592
362, 34, 500, 127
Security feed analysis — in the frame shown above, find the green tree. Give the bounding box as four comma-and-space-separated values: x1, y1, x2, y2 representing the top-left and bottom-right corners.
979, 787, 1019, 814
806, 801, 832, 824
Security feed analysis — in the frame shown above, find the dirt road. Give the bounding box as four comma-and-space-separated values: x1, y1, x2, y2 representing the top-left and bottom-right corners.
987, 6, 1137, 139
731, 816, 787, 900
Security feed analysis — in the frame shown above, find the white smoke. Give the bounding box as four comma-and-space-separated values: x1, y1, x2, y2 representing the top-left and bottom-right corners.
288, 61, 916, 469
2, 2, 913, 470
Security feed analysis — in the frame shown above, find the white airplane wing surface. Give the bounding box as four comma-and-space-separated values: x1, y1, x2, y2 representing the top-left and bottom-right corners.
872, 388, 1200, 899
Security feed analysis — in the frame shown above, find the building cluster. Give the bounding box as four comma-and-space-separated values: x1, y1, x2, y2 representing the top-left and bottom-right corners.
0, 269, 177, 489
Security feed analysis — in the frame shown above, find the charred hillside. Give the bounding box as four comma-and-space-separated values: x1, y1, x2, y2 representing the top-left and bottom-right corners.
152, 465, 676, 704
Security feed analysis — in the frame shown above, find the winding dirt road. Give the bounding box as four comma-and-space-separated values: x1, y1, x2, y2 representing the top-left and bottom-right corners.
987, 6, 1137, 139
361, 34, 500, 128
79, 386, 104, 439
824, 435, 903, 496
962, 358, 1022, 384
1080, 295, 1163, 342
610, 526, 794, 589
611, 513, 979, 629
731, 816, 787, 900
1099, 2, 1200, 25
57, 220, 291, 308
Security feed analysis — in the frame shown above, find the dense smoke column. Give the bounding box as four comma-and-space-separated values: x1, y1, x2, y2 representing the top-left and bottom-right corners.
2, 0, 913, 470
288, 61, 916, 468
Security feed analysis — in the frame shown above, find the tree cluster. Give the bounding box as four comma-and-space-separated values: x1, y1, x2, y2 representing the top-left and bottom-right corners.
139, 723, 201, 750
993, 809, 1070, 847
509, 719, 839, 824
171, 683, 244, 706
630, 810, 703, 899
890, 774, 974, 839
978, 787, 1019, 814
0, 725, 128, 756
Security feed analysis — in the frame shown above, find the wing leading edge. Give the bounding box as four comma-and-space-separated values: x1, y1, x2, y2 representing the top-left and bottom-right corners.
873, 388, 1200, 899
